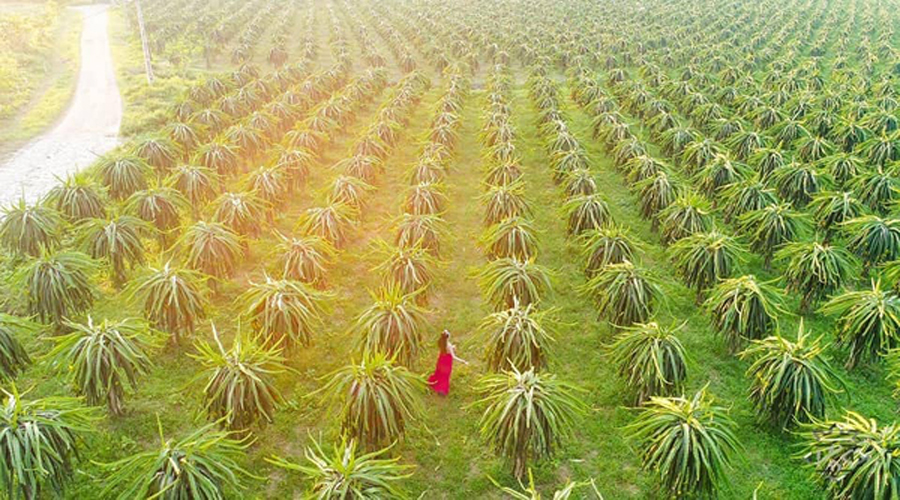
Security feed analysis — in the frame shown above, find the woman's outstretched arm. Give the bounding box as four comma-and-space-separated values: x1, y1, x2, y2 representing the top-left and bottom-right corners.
450, 344, 469, 364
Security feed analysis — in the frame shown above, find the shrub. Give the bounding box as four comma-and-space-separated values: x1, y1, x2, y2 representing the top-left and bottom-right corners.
582, 261, 660, 327
267, 437, 412, 498
211, 191, 267, 238
192, 325, 285, 431
820, 280, 900, 368
0, 199, 62, 256
481, 301, 554, 372
478, 257, 552, 310
776, 240, 857, 312
483, 181, 530, 225
658, 191, 711, 244
669, 230, 744, 299
704, 275, 785, 353
579, 225, 639, 277
76, 214, 149, 287
740, 322, 844, 429
100, 420, 252, 499
14, 250, 96, 326
128, 262, 207, 342
0, 315, 35, 382
562, 194, 612, 235
47, 317, 155, 416
355, 285, 427, 365
239, 276, 327, 348
374, 243, 435, 300
46, 175, 106, 221
178, 221, 243, 281
481, 216, 539, 260
317, 352, 423, 448
0, 385, 93, 500
738, 203, 808, 267
273, 233, 334, 285
843, 215, 900, 270
473, 367, 586, 478
299, 202, 358, 248
609, 321, 687, 404
95, 155, 151, 200
626, 389, 739, 499
797, 412, 900, 500
491, 470, 602, 499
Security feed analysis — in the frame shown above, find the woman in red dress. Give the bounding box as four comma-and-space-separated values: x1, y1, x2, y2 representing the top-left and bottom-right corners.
427, 330, 468, 395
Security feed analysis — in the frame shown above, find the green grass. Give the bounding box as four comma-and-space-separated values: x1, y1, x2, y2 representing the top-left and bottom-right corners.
1, 79, 893, 500
106, 8, 205, 138
2, 7, 899, 500
0, 6, 80, 155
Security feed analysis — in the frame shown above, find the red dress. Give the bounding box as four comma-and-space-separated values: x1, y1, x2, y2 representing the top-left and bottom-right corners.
428, 352, 454, 395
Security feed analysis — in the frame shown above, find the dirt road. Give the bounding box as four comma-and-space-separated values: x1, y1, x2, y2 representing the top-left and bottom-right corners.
0, 4, 122, 206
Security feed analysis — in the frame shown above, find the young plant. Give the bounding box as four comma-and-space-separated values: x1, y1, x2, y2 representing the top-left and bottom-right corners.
626, 388, 739, 499
0, 386, 97, 499
740, 322, 844, 430
317, 351, 423, 448
478, 257, 552, 310
239, 276, 327, 348
472, 367, 586, 478
267, 437, 412, 498
704, 275, 785, 353
481, 301, 554, 373
99, 419, 252, 499
820, 280, 900, 368
48, 317, 156, 416
608, 321, 687, 404
192, 325, 286, 431
355, 285, 427, 365
796, 411, 900, 500
582, 261, 660, 327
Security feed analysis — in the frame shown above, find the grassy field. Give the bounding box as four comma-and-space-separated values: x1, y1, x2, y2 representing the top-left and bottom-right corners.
8, 77, 877, 499
0, 2, 80, 156
4, 0, 900, 498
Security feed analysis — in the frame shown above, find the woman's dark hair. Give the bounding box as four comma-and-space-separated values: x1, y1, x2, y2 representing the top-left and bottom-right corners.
438, 330, 450, 355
